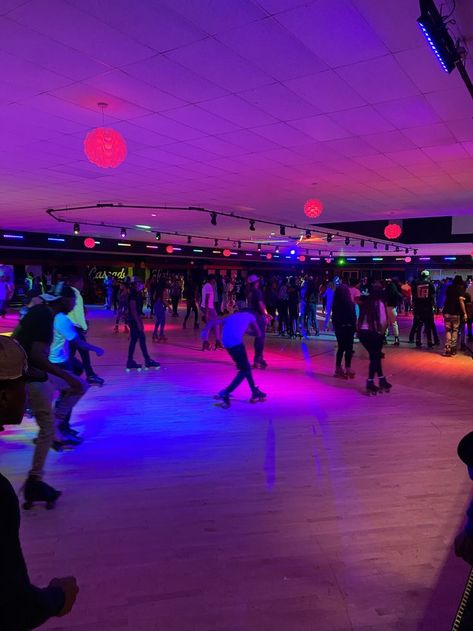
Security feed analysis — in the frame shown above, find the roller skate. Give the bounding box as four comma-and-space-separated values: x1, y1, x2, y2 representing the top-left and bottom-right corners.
253, 358, 267, 370
214, 390, 231, 408
194, 322, 200, 330
202, 341, 211, 351
250, 387, 267, 403
113, 324, 119, 333
126, 360, 142, 372
393, 336, 400, 346
158, 335, 167, 343
214, 340, 224, 350
345, 368, 356, 379
365, 379, 379, 396
333, 366, 347, 379
86, 373, 104, 386
144, 358, 160, 370
22, 477, 61, 510
378, 376, 392, 392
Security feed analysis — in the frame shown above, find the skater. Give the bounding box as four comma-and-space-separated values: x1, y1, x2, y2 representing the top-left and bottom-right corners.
114, 281, 129, 333
443, 275, 467, 357
409, 272, 437, 347
126, 277, 159, 370
303, 278, 319, 336
103, 272, 114, 310
332, 284, 356, 379
170, 276, 181, 317
0, 336, 79, 629
277, 279, 289, 336
200, 275, 222, 350
12, 284, 86, 504
152, 278, 169, 342
0, 270, 14, 317
287, 277, 300, 338
321, 281, 335, 331
248, 275, 270, 368
203, 311, 266, 407
357, 282, 391, 394
384, 278, 402, 345
183, 276, 199, 329
67, 276, 104, 385
454, 432, 473, 565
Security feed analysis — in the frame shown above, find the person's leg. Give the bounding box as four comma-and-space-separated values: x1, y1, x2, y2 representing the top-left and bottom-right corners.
138, 330, 150, 361
50, 374, 88, 437
344, 327, 354, 369
254, 314, 266, 362
391, 308, 399, 338
127, 321, 139, 361
27, 380, 56, 479
159, 310, 166, 337
74, 329, 95, 377
409, 316, 418, 342
451, 316, 461, 352
431, 316, 440, 344
359, 331, 376, 379
334, 328, 344, 367
224, 344, 256, 394
193, 303, 199, 326
183, 302, 191, 326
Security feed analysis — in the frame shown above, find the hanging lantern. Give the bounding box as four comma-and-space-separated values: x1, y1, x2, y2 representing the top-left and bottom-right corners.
384, 223, 402, 240
166, 245, 174, 254
405, 256, 412, 263
84, 127, 127, 168
83, 237, 96, 249
266, 253, 272, 260
303, 199, 324, 219
223, 249, 231, 257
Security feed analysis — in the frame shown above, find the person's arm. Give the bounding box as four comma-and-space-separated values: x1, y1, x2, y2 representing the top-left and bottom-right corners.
129, 298, 143, 329
29, 342, 84, 394
258, 300, 269, 318
247, 320, 262, 338
74, 336, 104, 357
460, 295, 467, 320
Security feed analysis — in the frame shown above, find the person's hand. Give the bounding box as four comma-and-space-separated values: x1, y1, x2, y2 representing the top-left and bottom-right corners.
94, 346, 105, 357
455, 530, 473, 565
65, 374, 86, 396
49, 576, 79, 617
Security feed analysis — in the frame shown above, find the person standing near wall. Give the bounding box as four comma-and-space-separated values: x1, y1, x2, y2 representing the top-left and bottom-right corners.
443, 275, 467, 357
126, 277, 160, 370
248, 275, 270, 369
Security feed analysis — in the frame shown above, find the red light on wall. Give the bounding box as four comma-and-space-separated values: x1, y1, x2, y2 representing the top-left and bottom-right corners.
384, 223, 402, 239
266, 253, 272, 260
405, 256, 412, 263
223, 249, 231, 257
84, 127, 127, 168
298, 255, 306, 262
166, 245, 174, 254
303, 199, 324, 219
84, 237, 96, 249
325, 257, 332, 263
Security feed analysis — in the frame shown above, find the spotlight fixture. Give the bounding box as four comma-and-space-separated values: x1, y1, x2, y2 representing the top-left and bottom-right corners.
121, 227, 126, 238
155, 231, 161, 241
280, 225, 286, 236
385, 244, 389, 251
73, 223, 80, 235
214, 239, 218, 247
249, 220, 256, 231
210, 212, 217, 226
373, 242, 378, 249
417, 0, 459, 74
306, 229, 311, 238
187, 236, 191, 244
414, 249, 418, 256
290, 249, 296, 255
326, 234, 332, 243
257, 243, 262, 251
237, 241, 241, 249
396, 246, 400, 252
275, 246, 280, 254
345, 237, 350, 246
405, 248, 409, 254
360, 239, 365, 247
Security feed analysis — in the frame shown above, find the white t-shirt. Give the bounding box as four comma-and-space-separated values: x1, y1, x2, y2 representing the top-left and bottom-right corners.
49, 312, 78, 364
67, 287, 87, 331
201, 283, 214, 309
222, 312, 256, 348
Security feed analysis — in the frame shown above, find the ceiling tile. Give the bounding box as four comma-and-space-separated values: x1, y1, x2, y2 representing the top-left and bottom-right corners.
447, 119, 473, 143
402, 123, 456, 148
374, 96, 440, 129
352, 0, 422, 52
239, 83, 320, 120
422, 143, 470, 162
284, 70, 366, 113
252, 122, 312, 147
425, 86, 473, 122
331, 106, 394, 135
325, 136, 379, 158
161, 105, 239, 135
199, 94, 277, 128
290, 114, 351, 141
363, 130, 415, 152
132, 113, 207, 142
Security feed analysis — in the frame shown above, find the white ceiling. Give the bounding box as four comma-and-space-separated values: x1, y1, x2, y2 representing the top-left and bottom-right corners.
0, 0, 472, 253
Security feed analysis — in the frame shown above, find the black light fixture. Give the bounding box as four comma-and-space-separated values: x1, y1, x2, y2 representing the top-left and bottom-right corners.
373, 242, 378, 249
214, 239, 218, 247
210, 212, 217, 226
306, 229, 311, 238
345, 237, 350, 246
396, 246, 400, 252
155, 231, 161, 241
121, 227, 126, 238
405, 248, 409, 254
326, 234, 332, 243
275, 246, 280, 254
385, 244, 389, 251
414, 249, 418, 256
237, 241, 241, 249
280, 225, 286, 236
257, 243, 261, 251
73, 223, 80, 235
417, 0, 459, 74
249, 220, 256, 231
187, 235, 191, 244
360, 239, 365, 247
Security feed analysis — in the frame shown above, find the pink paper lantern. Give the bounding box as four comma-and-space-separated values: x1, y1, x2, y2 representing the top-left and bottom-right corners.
303, 199, 324, 219
166, 245, 174, 254
223, 249, 231, 257
83, 237, 95, 249
405, 256, 412, 263
384, 223, 402, 240
266, 253, 272, 260
84, 127, 127, 168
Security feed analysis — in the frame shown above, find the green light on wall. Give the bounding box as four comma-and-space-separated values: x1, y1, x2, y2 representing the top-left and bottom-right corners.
337, 258, 346, 265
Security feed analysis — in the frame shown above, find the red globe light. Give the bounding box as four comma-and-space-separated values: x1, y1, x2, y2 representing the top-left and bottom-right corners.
298, 255, 306, 262
384, 223, 402, 240
405, 256, 412, 263
84, 237, 96, 249
166, 245, 174, 254
223, 249, 231, 257
303, 199, 324, 219
325, 257, 332, 263
266, 253, 272, 260
84, 127, 127, 168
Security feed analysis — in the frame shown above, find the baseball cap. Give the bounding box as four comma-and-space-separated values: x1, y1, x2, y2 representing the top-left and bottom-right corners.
39, 281, 76, 302
458, 432, 473, 466
0, 336, 27, 380
247, 275, 259, 284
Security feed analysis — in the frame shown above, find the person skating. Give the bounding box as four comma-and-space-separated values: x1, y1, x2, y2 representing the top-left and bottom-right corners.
201, 311, 266, 407
12, 284, 86, 505
409, 272, 438, 347
0, 336, 79, 629
443, 275, 467, 357
183, 276, 199, 329
67, 276, 104, 385
126, 277, 159, 370
248, 274, 271, 368
332, 284, 356, 379
384, 278, 402, 345
114, 281, 129, 333
152, 278, 168, 342
357, 282, 391, 395
200, 275, 222, 351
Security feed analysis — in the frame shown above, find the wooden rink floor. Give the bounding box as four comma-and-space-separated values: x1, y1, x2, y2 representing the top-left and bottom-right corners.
1, 307, 472, 631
